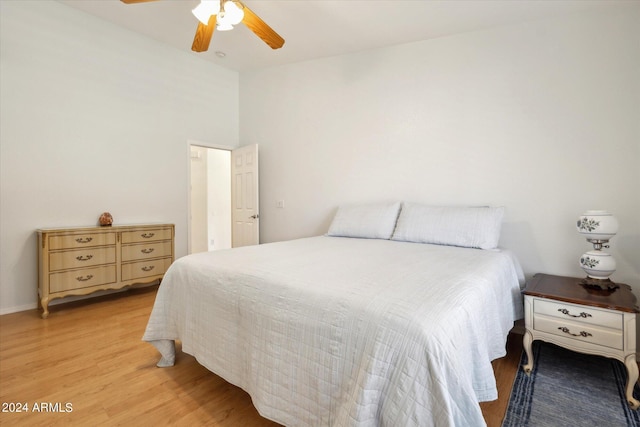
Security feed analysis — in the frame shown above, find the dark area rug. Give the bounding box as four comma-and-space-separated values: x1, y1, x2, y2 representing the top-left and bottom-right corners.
502, 341, 640, 427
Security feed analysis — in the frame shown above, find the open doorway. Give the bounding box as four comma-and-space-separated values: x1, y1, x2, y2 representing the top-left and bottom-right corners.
189, 145, 232, 254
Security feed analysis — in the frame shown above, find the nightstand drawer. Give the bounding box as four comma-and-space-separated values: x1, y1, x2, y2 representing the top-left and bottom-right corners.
49, 247, 116, 271
534, 314, 623, 350
534, 298, 622, 330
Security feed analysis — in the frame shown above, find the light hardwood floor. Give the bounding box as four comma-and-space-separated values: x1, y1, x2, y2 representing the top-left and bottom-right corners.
0, 285, 522, 426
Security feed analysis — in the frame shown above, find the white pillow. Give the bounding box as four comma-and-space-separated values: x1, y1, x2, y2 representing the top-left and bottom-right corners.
391, 204, 504, 249
327, 202, 401, 239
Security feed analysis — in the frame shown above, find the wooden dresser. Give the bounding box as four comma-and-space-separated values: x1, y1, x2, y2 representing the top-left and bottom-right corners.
37, 224, 174, 318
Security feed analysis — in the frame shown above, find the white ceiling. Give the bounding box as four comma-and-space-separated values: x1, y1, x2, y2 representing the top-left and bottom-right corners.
57, 0, 631, 72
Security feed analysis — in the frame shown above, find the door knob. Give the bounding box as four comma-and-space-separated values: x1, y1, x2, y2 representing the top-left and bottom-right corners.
250, 214, 259, 219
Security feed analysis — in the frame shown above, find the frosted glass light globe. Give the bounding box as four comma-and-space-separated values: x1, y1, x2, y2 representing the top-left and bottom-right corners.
577, 210, 618, 242
579, 251, 616, 280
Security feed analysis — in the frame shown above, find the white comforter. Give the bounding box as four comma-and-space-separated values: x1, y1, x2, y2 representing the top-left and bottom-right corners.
143, 236, 523, 427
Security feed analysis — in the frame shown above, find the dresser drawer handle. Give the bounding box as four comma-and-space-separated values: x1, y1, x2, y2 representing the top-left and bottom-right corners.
76, 255, 93, 261
141, 248, 154, 254
558, 308, 592, 319
141, 266, 155, 272
141, 233, 155, 239
558, 326, 592, 338
76, 274, 94, 282
75, 237, 93, 244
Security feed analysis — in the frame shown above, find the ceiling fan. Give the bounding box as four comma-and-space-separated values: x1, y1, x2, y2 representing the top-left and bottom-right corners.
121, 0, 285, 52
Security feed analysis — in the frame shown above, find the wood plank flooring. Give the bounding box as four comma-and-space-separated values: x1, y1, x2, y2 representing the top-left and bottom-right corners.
0, 285, 522, 426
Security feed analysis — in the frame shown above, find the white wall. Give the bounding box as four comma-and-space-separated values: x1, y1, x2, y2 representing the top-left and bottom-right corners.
190, 146, 209, 254
1, 2, 638, 316
207, 149, 231, 250
241, 5, 640, 286
189, 146, 232, 253
0, 1, 239, 313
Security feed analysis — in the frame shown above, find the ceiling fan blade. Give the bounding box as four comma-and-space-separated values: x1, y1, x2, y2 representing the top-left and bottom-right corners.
241, 4, 284, 49
192, 15, 216, 52
120, 0, 160, 4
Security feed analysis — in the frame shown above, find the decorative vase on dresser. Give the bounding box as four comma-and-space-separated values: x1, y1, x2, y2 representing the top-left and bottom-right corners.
37, 223, 174, 318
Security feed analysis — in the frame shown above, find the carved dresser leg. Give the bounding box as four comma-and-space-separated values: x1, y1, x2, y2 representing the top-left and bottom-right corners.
40, 297, 50, 319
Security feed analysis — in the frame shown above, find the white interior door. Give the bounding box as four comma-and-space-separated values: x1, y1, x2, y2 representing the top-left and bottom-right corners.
231, 144, 259, 247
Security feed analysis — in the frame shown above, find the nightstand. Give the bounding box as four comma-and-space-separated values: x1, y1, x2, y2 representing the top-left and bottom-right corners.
522, 273, 639, 409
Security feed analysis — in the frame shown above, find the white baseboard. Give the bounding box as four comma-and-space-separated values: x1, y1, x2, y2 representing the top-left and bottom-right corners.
0, 303, 37, 316
0, 282, 158, 316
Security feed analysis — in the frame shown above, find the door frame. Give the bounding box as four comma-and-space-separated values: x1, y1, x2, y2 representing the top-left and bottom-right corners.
186, 139, 235, 255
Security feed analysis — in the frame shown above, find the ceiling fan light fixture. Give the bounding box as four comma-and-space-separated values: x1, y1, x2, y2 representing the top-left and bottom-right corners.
216, 17, 234, 31
121, 0, 284, 52
223, 1, 244, 25
192, 0, 220, 25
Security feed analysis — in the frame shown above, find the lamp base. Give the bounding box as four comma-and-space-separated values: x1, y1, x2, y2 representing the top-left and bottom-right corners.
580, 277, 619, 291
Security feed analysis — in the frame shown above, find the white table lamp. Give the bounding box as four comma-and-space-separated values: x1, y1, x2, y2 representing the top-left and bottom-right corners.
576, 210, 618, 290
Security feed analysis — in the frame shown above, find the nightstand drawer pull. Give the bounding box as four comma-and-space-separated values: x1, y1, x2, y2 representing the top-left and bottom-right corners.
558, 326, 592, 338
76, 274, 94, 282
75, 237, 93, 244
75, 255, 93, 261
141, 248, 154, 254
141, 233, 155, 239
141, 266, 155, 272
558, 308, 592, 319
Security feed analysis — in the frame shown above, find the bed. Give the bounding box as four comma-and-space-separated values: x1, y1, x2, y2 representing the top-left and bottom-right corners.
143, 203, 524, 426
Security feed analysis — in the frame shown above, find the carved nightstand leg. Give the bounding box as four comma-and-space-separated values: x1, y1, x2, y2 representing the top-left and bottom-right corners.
522, 329, 534, 375
624, 354, 640, 409
40, 297, 50, 319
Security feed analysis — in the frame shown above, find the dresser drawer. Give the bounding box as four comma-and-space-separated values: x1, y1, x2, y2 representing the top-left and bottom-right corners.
534, 298, 622, 330
122, 258, 172, 281
121, 241, 172, 262
49, 232, 116, 250
121, 228, 172, 244
534, 314, 623, 350
49, 247, 116, 271
49, 265, 117, 293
